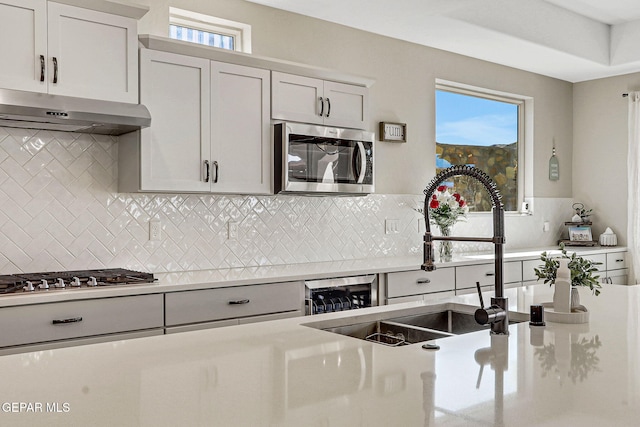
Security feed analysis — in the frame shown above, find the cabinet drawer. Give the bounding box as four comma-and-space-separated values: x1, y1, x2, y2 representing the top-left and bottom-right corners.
456, 261, 522, 290
607, 252, 628, 270
523, 259, 542, 282
386, 268, 455, 298
165, 281, 302, 326
582, 253, 606, 271
0, 294, 163, 348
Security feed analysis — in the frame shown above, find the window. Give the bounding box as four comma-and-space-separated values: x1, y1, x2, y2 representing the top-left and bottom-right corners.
435, 83, 527, 213
169, 7, 252, 53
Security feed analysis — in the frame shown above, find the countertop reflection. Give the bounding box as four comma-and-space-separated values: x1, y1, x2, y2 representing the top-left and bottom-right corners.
0, 283, 639, 426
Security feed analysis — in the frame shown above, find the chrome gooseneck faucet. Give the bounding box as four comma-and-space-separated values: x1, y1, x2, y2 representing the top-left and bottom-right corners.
422, 165, 509, 335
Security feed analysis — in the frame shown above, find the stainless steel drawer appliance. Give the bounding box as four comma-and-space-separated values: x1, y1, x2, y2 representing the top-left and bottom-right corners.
304, 274, 377, 315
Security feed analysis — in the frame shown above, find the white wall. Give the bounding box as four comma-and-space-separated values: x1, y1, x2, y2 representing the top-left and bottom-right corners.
573, 74, 640, 245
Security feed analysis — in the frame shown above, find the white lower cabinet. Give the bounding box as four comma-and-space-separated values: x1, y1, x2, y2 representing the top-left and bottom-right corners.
164, 281, 303, 332
0, 294, 163, 351
603, 252, 628, 284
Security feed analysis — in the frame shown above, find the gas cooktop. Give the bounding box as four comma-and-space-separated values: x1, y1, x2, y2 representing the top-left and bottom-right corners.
0, 269, 156, 295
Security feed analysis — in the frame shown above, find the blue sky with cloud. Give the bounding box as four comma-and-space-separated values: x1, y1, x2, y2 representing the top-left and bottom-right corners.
436, 91, 518, 147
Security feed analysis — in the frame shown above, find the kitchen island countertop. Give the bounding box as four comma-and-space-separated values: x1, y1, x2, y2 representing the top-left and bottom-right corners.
0, 282, 639, 426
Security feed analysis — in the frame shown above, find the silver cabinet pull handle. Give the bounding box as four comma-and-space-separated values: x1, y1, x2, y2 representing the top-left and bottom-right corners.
39, 55, 45, 82
318, 97, 324, 117
52, 317, 82, 325
212, 161, 219, 183
326, 97, 331, 117
229, 299, 249, 305
203, 160, 210, 182
52, 57, 58, 84
416, 278, 431, 284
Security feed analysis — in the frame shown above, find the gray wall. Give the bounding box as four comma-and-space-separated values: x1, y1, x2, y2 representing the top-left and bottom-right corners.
136, 0, 574, 197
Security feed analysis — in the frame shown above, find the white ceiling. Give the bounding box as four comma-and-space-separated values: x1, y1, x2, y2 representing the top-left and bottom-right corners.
246, 0, 640, 83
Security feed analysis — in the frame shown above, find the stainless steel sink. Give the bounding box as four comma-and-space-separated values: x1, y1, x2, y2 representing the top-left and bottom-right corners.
304, 303, 527, 347
323, 320, 451, 347
388, 310, 508, 335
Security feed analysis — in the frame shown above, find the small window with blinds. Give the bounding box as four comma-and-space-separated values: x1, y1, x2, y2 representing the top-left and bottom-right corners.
169, 7, 252, 53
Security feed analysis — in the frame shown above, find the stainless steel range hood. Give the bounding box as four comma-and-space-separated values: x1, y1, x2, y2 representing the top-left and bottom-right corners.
0, 88, 151, 136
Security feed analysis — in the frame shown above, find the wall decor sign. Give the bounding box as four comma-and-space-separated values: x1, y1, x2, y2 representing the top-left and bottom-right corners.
549, 145, 559, 181
379, 122, 407, 142
568, 225, 593, 242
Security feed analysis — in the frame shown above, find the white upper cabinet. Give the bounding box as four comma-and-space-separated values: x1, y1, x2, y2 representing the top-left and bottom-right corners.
120, 49, 271, 194
210, 62, 271, 194
271, 71, 368, 129
138, 49, 211, 193
0, 0, 139, 103
0, 0, 47, 93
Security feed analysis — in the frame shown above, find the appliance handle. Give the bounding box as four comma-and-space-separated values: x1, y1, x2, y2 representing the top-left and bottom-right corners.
356, 141, 366, 184
305, 274, 376, 290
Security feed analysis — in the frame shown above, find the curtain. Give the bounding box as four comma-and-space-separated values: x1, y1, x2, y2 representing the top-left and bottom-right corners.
628, 92, 640, 284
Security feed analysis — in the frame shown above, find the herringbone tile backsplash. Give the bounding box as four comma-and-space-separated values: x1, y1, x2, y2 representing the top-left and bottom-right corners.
0, 127, 568, 274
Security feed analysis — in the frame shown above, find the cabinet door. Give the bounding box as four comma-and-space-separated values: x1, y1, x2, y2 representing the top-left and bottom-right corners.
211, 62, 272, 194
271, 71, 324, 125
323, 80, 368, 129
0, 0, 47, 93
47, 2, 138, 103
139, 49, 211, 192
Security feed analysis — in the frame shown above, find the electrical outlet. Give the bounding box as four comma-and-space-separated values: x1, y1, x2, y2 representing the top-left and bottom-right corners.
385, 219, 400, 234
149, 220, 161, 241
228, 221, 239, 240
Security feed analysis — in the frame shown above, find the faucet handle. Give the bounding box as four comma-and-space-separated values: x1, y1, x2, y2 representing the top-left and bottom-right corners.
475, 281, 485, 309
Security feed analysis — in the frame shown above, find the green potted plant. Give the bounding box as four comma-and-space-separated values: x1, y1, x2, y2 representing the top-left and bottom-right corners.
534, 244, 602, 308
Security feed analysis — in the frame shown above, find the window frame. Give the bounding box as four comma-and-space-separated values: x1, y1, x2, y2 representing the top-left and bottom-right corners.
169, 7, 252, 53
435, 80, 531, 214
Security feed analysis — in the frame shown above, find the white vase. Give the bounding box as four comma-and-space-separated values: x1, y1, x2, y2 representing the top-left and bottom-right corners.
571, 287, 580, 310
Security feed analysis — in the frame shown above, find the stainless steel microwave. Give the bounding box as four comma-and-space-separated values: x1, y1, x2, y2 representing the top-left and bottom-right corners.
274, 122, 374, 195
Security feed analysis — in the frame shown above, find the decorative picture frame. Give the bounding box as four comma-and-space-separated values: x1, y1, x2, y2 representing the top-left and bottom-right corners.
568, 225, 593, 242
379, 122, 407, 142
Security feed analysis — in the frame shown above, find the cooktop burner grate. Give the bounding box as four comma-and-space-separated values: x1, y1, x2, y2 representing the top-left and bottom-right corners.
0, 268, 156, 295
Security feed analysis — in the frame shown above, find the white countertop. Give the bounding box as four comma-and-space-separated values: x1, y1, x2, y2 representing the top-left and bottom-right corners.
0, 282, 638, 426
0, 246, 626, 307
